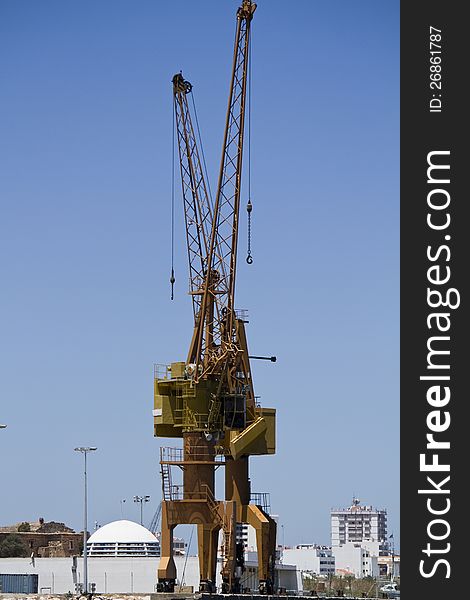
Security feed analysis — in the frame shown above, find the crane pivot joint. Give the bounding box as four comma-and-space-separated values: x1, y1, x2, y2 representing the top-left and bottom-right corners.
172, 72, 192, 95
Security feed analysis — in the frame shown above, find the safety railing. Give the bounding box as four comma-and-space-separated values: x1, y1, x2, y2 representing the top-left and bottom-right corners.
160, 446, 225, 464
163, 484, 218, 502
160, 447, 183, 463
169, 484, 183, 500
154, 363, 171, 379
235, 308, 249, 321
250, 492, 271, 514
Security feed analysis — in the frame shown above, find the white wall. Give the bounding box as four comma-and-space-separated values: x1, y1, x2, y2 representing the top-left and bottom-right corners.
360, 540, 381, 557
332, 543, 379, 578
0, 556, 299, 594
282, 547, 334, 576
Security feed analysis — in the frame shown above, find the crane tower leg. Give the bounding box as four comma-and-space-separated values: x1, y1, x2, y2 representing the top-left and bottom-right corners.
197, 523, 220, 592
225, 456, 250, 505
157, 502, 177, 592
247, 504, 277, 595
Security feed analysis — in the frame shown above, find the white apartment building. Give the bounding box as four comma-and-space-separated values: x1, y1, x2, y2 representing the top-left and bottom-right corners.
331, 498, 389, 556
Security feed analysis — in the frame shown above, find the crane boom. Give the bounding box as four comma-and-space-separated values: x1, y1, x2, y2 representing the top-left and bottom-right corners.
188, 0, 256, 383
172, 73, 216, 321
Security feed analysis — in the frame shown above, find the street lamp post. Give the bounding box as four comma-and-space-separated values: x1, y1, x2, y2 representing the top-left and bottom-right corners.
133, 495, 150, 526
280, 524, 285, 564
74, 446, 97, 594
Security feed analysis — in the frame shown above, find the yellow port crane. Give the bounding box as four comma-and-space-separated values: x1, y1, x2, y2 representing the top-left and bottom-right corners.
154, 1, 277, 594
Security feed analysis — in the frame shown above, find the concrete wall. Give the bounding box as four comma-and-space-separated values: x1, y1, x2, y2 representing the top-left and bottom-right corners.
0, 557, 188, 594
0, 557, 299, 594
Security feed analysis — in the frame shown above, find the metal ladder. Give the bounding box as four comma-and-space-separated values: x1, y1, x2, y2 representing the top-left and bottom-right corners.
160, 461, 172, 501
208, 394, 222, 428
222, 512, 234, 577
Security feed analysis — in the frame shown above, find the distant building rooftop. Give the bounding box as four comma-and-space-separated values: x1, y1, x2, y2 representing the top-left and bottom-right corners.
87, 520, 159, 557
0, 519, 74, 534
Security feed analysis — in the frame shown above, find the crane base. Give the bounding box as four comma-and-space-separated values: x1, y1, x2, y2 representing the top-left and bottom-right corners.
258, 579, 274, 595
199, 580, 217, 593
156, 579, 175, 593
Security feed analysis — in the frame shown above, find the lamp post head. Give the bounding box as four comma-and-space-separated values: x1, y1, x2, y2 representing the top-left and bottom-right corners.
0, 424, 7, 429
74, 447, 98, 453
133, 495, 151, 503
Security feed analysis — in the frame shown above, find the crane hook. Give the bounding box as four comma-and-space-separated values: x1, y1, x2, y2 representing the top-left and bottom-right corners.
246, 199, 253, 264
170, 268, 175, 300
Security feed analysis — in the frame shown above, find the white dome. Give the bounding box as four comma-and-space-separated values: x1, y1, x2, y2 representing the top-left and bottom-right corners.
88, 520, 156, 543
87, 520, 159, 557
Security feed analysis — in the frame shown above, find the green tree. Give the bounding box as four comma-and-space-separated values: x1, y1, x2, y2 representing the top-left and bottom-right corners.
17, 521, 31, 532
0, 534, 28, 557
302, 572, 318, 592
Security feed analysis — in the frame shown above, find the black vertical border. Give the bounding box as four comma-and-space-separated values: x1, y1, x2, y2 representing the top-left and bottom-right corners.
401, 1, 466, 597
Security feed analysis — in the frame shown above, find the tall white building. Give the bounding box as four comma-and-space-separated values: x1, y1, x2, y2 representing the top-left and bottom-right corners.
331, 498, 389, 556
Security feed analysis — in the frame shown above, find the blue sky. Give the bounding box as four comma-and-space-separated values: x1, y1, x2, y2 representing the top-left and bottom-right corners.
0, 0, 399, 549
